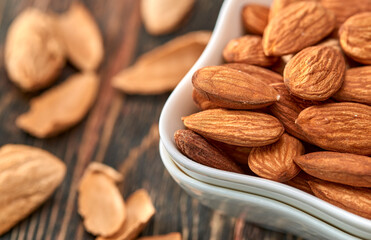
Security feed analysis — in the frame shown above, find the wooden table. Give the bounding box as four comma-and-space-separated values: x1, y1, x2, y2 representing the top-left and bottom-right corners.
0, 0, 302, 239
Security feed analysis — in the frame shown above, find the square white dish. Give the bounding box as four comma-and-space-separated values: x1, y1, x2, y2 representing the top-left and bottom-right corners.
160, 141, 359, 240
158, 0, 371, 239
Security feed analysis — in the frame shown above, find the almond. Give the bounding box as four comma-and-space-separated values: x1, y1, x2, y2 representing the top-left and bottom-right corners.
140, 0, 194, 35
284, 46, 345, 101
16, 72, 99, 138
294, 151, 371, 187
138, 232, 182, 240
0, 144, 66, 235
269, 82, 315, 142
285, 171, 316, 194
192, 88, 219, 110
182, 109, 284, 147
263, 1, 335, 56
339, 12, 371, 64
268, 0, 318, 20
241, 4, 269, 35
174, 129, 244, 173
296, 102, 371, 155
308, 179, 371, 219
207, 139, 252, 165
223, 35, 278, 66
192, 66, 279, 110
223, 63, 283, 85
58, 3, 104, 71
78, 163, 126, 237
97, 189, 156, 240
248, 133, 304, 182
112, 31, 210, 94
4, 8, 65, 91
332, 66, 371, 105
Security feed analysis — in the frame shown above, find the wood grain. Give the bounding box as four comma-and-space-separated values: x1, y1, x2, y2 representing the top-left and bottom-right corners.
0, 0, 302, 239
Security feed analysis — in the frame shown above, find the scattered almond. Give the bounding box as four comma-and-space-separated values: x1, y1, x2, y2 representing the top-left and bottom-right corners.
339, 12, 371, 64
4, 8, 65, 91
223, 35, 278, 66
192, 66, 279, 109
58, 2, 104, 71
296, 102, 371, 155
137, 232, 182, 240
0, 144, 66, 235
112, 31, 210, 94
174, 129, 244, 173
248, 133, 304, 182
263, 1, 335, 56
295, 151, 371, 187
182, 109, 284, 147
140, 0, 194, 35
97, 189, 156, 240
308, 179, 371, 219
78, 163, 126, 237
16, 72, 99, 138
242, 4, 269, 35
284, 46, 345, 101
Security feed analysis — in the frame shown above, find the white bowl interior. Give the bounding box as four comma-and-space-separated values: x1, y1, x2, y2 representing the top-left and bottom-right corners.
158, 0, 371, 238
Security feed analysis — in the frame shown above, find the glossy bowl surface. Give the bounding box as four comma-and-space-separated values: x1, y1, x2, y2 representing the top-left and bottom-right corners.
158, 0, 371, 239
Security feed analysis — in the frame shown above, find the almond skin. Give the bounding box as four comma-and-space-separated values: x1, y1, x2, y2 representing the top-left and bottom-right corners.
332, 66, 371, 105
182, 109, 284, 147
248, 133, 304, 182
223, 35, 278, 66
242, 4, 269, 35
174, 129, 244, 173
192, 66, 279, 110
223, 63, 283, 85
296, 102, 371, 155
284, 46, 345, 101
308, 179, 371, 219
295, 151, 371, 187
263, 1, 335, 56
339, 12, 371, 64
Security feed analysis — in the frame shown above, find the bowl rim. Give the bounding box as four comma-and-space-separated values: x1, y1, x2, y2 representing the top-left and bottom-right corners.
158, 0, 371, 234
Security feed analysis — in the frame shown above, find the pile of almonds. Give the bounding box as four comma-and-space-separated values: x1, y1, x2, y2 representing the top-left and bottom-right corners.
175, 0, 371, 219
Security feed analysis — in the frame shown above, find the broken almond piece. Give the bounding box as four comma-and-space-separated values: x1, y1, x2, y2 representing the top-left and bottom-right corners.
78, 163, 125, 237
137, 232, 182, 240
97, 189, 156, 240
141, 0, 194, 35
112, 31, 210, 95
16, 72, 99, 138
58, 3, 104, 71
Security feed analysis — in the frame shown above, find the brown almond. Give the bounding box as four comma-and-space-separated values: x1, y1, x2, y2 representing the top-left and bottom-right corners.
207, 139, 252, 165
223, 35, 278, 66
192, 66, 279, 110
223, 63, 283, 85
0, 144, 66, 235
16, 72, 99, 138
296, 102, 371, 155
308, 179, 371, 219
58, 3, 104, 71
242, 4, 269, 35
294, 151, 371, 187
285, 171, 316, 194
268, 0, 318, 20
141, 0, 194, 35
339, 12, 371, 65
263, 1, 335, 56
112, 31, 210, 94
4, 8, 65, 91
192, 88, 219, 110
97, 189, 156, 240
284, 46, 345, 101
248, 133, 304, 182
138, 232, 182, 240
78, 163, 125, 237
269, 83, 315, 142
333, 66, 371, 105
174, 129, 244, 173
182, 109, 284, 147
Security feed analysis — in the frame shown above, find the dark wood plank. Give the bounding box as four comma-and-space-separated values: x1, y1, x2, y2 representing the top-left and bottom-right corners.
0, 0, 303, 239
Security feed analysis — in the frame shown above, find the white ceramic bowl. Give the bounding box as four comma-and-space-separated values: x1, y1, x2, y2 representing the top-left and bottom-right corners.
159, 141, 359, 240
158, 0, 371, 239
